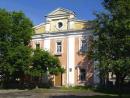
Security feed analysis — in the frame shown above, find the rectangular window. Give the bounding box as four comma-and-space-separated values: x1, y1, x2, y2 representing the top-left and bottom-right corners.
80, 39, 87, 52
56, 41, 62, 55
79, 69, 86, 81
36, 43, 40, 49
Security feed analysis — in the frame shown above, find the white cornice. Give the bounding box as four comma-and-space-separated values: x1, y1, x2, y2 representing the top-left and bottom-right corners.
32, 29, 93, 39
73, 19, 88, 23
34, 29, 92, 35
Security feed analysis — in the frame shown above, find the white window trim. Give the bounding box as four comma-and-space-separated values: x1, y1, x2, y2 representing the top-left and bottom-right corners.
79, 37, 88, 53
56, 20, 64, 30
35, 41, 40, 49
55, 39, 63, 55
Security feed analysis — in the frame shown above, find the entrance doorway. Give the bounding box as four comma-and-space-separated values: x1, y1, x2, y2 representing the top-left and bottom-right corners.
55, 73, 62, 86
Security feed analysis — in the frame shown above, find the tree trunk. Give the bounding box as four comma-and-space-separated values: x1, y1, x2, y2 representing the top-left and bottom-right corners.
100, 72, 105, 86
99, 70, 109, 87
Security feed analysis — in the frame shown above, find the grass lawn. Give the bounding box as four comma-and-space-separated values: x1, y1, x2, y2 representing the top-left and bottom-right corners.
0, 86, 130, 98
30, 86, 130, 98
31, 88, 130, 98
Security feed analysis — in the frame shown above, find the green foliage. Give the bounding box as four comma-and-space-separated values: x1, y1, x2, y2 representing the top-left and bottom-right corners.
6, 45, 32, 75
0, 9, 12, 68
0, 9, 64, 88
0, 9, 34, 85
94, 0, 130, 86
11, 11, 34, 46
29, 49, 64, 77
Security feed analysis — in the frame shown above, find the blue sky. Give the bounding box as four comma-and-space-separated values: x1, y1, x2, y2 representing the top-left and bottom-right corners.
0, 0, 104, 25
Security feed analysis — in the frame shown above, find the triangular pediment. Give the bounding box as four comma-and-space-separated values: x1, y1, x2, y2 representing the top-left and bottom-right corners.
48, 8, 75, 16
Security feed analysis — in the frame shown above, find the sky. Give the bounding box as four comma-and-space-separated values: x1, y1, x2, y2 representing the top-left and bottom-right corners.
0, 0, 104, 25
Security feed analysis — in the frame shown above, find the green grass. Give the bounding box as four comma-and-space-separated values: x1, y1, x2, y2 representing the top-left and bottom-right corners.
30, 86, 130, 98
60, 85, 93, 91
38, 86, 93, 93
0, 87, 130, 98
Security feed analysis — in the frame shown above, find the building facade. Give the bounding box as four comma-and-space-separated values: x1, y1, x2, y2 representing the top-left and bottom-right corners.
31, 8, 99, 86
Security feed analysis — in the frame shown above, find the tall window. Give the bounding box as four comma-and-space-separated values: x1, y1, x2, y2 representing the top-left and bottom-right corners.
80, 39, 87, 52
56, 41, 62, 55
36, 43, 40, 49
79, 69, 86, 81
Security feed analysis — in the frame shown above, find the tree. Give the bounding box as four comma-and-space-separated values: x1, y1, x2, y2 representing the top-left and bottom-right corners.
0, 9, 34, 87
0, 9, 12, 75
7, 46, 32, 81
0, 9, 63, 88
7, 11, 34, 82
94, 0, 130, 88
29, 49, 64, 86
0, 9, 13, 86
30, 49, 64, 77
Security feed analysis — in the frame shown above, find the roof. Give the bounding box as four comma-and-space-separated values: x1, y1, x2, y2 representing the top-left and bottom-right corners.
47, 7, 76, 16
33, 22, 45, 28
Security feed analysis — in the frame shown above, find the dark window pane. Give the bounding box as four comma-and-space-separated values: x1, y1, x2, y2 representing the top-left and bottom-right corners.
36, 44, 40, 49
80, 69, 86, 81
58, 22, 63, 28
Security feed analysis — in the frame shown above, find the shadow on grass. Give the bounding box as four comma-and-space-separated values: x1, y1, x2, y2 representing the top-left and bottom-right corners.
93, 86, 130, 95
49, 95, 128, 98
1, 81, 51, 90
70, 85, 130, 95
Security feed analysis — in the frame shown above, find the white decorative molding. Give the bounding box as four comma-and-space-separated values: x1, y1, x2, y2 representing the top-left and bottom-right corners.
44, 39, 50, 51
32, 30, 92, 39
67, 36, 75, 86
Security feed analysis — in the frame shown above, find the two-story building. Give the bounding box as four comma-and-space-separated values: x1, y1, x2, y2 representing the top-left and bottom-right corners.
31, 8, 99, 86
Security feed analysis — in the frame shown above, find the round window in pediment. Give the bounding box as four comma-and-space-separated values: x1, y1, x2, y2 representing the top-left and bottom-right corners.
58, 22, 63, 28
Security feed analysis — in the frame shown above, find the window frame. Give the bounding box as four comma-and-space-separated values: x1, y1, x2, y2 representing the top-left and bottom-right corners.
79, 69, 86, 81
58, 22, 63, 28
79, 37, 88, 53
35, 41, 40, 49
56, 21, 64, 30
55, 40, 63, 55
36, 43, 40, 49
